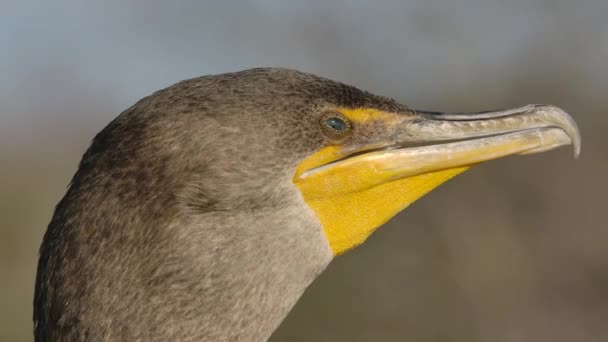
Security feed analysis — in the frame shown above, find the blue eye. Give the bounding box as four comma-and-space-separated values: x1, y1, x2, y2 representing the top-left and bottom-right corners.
325, 117, 348, 132
319, 111, 352, 143
320, 112, 352, 140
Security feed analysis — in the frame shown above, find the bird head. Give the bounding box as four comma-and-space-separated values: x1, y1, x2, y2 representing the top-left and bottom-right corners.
115, 68, 580, 256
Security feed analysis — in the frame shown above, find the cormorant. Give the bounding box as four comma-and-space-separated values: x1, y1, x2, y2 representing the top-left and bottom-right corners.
34, 68, 580, 341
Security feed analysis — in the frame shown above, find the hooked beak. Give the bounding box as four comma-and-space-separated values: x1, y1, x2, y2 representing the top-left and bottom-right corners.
297, 104, 580, 186
293, 104, 581, 255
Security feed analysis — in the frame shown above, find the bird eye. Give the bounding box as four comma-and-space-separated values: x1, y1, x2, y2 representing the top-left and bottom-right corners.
325, 117, 347, 131
320, 112, 352, 140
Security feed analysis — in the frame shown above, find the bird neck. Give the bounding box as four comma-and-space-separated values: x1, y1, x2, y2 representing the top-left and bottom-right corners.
186, 206, 333, 340
35, 187, 333, 341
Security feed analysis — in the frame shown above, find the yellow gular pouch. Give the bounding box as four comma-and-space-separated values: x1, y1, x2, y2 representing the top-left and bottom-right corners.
294, 146, 468, 255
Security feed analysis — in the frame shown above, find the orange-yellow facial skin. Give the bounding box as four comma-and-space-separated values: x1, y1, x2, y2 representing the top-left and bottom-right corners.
293, 108, 403, 179
293, 146, 343, 180
338, 107, 397, 124
293, 108, 468, 255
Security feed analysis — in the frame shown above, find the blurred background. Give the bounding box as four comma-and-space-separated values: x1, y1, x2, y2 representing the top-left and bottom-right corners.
1, 0, 607, 341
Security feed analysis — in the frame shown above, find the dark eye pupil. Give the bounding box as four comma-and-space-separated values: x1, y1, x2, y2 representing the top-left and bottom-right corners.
326, 117, 347, 131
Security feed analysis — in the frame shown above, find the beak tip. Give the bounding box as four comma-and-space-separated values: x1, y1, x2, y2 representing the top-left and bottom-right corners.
573, 144, 581, 159
532, 104, 581, 159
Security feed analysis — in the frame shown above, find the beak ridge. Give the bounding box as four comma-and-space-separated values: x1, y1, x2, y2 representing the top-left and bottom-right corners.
413, 104, 581, 158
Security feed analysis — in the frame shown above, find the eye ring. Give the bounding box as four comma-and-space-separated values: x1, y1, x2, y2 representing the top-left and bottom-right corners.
320, 112, 352, 140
